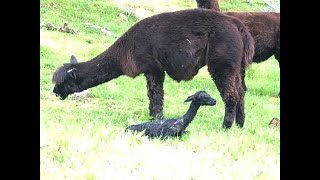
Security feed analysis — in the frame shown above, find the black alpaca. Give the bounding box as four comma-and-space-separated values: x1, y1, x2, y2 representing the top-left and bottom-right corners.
196, 0, 280, 96
125, 91, 216, 138
52, 9, 254, 128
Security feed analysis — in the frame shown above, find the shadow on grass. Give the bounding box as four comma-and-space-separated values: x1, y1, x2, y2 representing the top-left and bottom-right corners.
246, 86, 279, 98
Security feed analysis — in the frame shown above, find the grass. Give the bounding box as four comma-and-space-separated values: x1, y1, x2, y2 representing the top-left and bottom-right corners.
40, 0, 280, 179
221, 0, 267, 11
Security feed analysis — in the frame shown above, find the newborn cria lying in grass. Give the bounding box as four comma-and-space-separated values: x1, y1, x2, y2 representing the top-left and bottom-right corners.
125, 91, 216, 139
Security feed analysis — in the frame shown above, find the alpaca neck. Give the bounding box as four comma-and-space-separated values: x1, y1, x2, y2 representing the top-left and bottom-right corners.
74, 34, 141, 90
182, 102, 201, 128
211, 0, 220, 11
76, 51, 123, 90
201, 0, 220, 11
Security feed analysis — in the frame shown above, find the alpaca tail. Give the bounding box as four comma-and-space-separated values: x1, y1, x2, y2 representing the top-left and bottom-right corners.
233, 18, 255, 69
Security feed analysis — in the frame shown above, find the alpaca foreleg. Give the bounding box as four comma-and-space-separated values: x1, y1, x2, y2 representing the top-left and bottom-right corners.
145, 72, 165, 120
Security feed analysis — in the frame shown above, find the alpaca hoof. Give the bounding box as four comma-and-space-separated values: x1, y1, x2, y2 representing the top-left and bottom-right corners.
222, 123, 232, 129
236, 123, 244, 128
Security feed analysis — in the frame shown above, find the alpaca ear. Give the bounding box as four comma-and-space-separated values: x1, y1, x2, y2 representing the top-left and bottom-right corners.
67, 68, 77, 79
184, 95, 194, 102
70, 55, 78, 64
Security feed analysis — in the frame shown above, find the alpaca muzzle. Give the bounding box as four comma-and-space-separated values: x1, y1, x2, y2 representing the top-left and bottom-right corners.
53, 87, 68, 100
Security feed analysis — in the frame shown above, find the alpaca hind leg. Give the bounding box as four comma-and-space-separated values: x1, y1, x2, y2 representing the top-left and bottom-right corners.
208, 65, 239, 129
235, 74, 245, 128
223, 99, 237, 129
241, 66, 247, 92
145, 72, 165, 120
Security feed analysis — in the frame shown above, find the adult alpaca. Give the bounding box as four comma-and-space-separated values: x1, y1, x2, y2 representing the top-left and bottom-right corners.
52, 9, 254, 128
196, 0, 280, 95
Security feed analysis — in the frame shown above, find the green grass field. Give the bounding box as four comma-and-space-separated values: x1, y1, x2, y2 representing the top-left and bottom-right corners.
40, 0, 280, 179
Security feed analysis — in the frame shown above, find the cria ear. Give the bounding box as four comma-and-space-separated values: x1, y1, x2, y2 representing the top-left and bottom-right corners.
67, 68, 77, 79
184, 95, 194, 103
70, 55, 78, 64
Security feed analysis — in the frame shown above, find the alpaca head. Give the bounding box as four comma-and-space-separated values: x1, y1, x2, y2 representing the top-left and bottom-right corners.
196, 0, 212, 9
52, 55, 83, 99
184, 91, 216, 106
